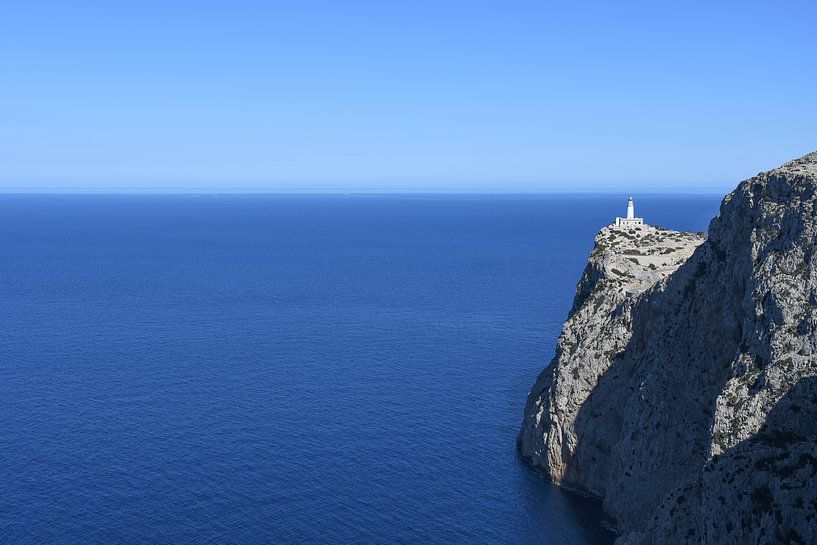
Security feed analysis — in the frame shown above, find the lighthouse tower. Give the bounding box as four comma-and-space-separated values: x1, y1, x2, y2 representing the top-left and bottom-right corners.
615, 197, 644, 228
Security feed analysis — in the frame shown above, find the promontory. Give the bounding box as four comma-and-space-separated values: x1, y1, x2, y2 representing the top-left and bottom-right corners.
519, 151, 817, 544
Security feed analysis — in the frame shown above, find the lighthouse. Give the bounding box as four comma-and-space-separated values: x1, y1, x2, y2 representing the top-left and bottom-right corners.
615, 197, 644, 228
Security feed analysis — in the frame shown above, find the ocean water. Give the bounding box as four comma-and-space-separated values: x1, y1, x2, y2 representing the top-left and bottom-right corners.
0, 194, 721, 544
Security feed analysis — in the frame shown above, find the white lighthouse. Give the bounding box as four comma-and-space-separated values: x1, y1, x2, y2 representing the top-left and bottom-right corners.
615, 197, 644, 228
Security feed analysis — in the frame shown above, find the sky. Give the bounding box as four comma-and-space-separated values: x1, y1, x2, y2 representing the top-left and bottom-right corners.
1, 1, 815, 193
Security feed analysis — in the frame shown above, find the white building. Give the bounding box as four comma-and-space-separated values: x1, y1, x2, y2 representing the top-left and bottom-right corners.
615, 197, 644, 227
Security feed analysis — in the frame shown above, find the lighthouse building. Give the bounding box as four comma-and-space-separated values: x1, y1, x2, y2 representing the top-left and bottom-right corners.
615, 197, 644, 228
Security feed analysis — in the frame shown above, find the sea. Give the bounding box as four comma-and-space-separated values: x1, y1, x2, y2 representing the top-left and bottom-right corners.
0, 194, 721, 544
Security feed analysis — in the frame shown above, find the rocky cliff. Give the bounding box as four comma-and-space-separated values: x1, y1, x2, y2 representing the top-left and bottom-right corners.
519, 151, 817, 544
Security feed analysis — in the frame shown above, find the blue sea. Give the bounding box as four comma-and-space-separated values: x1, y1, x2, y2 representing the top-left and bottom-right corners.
0, 194, 720, 544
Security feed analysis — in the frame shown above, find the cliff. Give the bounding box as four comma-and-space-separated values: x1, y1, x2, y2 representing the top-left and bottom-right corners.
519, 151, 817, 544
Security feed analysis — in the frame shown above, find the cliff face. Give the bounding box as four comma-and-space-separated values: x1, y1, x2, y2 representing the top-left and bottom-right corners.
519, 151, 817, 544
517, 224, 704, 493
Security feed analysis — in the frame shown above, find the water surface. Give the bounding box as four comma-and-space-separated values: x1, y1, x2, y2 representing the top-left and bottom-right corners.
0, 194, 720, 543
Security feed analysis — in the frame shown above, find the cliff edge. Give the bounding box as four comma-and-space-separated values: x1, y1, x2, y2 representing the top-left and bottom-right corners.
519, 151, 817, 544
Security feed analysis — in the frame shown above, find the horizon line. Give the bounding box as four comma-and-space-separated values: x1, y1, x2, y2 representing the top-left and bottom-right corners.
0, 189, 729, 196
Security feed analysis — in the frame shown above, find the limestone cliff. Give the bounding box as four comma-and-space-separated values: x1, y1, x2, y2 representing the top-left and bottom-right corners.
519, 151, 817, 544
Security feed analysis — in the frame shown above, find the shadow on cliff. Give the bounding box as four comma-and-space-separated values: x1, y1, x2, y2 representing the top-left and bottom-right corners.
627, 376, 817, 544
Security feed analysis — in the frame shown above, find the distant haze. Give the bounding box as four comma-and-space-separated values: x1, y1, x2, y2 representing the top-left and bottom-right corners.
1, 1, 815, 193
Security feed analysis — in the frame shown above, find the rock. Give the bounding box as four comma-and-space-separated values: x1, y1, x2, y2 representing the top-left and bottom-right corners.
518, 151, 817, 544
517, 224, 704, 494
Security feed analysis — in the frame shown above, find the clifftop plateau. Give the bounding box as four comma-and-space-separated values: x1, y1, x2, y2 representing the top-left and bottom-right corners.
519, 151, 817, 544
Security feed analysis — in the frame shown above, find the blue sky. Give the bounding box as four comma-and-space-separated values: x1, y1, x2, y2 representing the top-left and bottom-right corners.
1, 1, 815, 192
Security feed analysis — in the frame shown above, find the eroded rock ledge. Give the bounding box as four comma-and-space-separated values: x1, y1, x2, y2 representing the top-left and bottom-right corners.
519, 151, 817, 544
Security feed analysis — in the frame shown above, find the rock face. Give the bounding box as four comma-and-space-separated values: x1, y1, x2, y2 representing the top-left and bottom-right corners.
519, 151, 817, 544
517, 224, 704, 491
